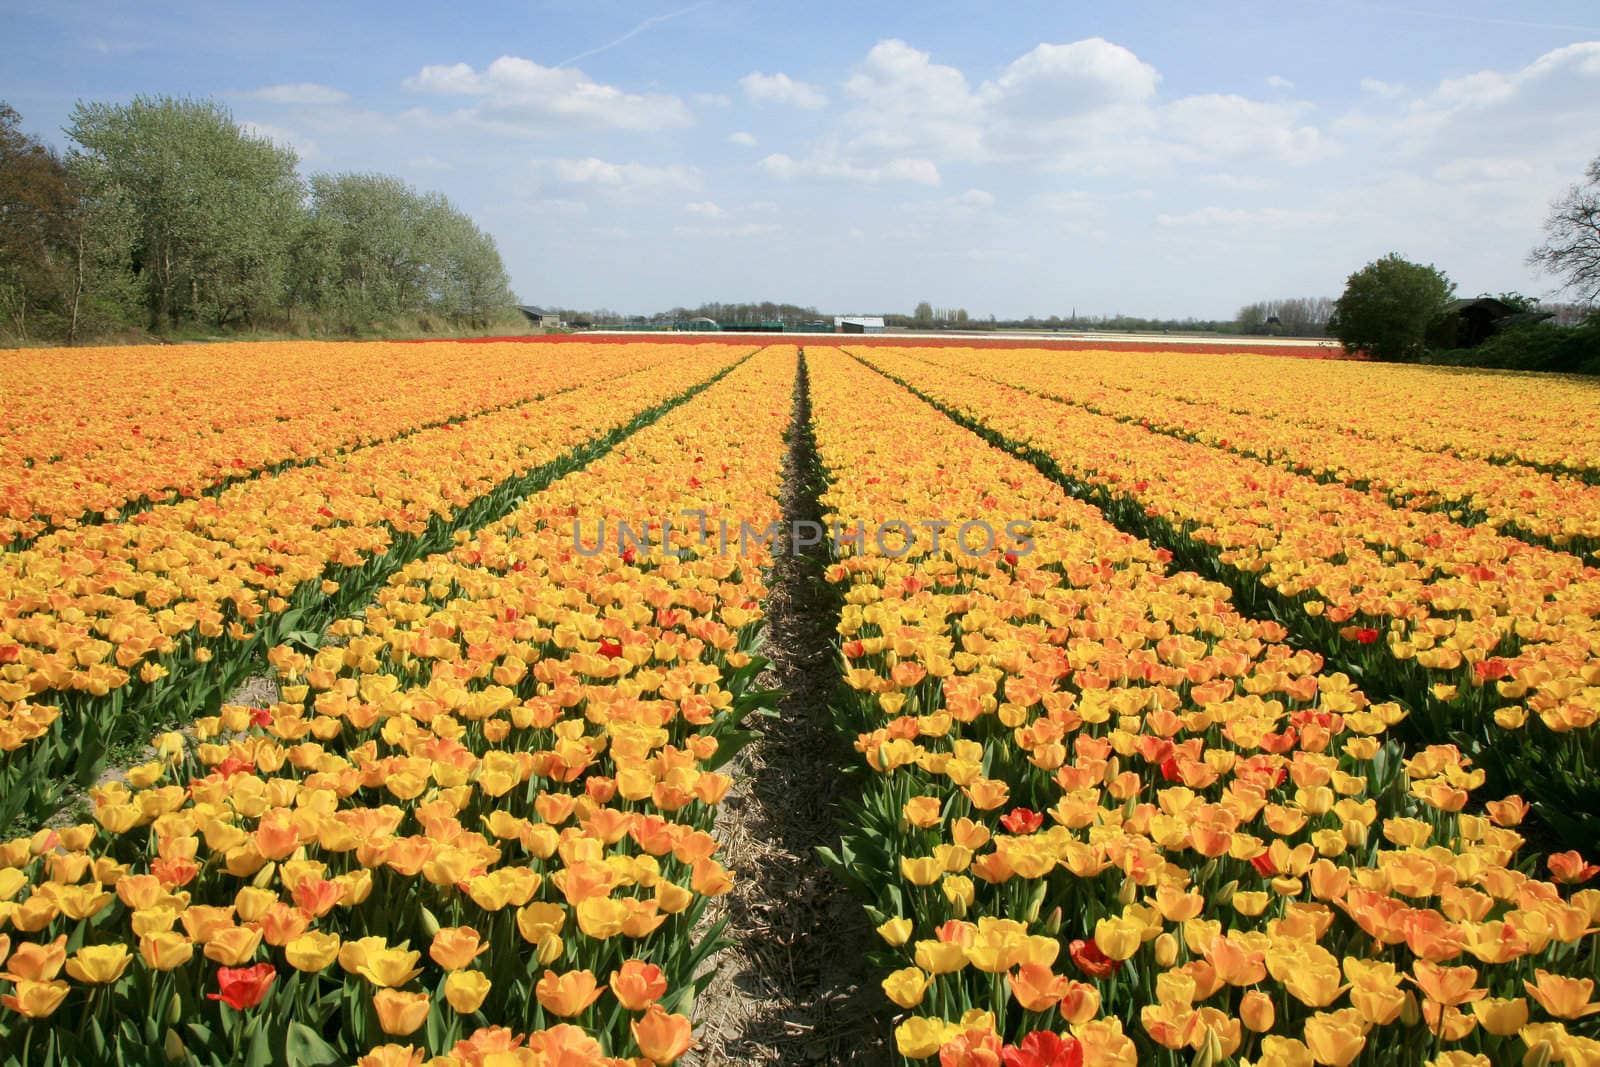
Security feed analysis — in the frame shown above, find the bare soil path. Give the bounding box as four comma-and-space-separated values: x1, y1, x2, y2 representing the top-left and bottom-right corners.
687, 352, 891, 1066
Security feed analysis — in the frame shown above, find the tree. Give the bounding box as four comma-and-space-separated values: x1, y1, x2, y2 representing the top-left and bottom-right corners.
1530, 154, 1600, 306
1329, 254, 1455, 361
297, 172, 512, 328
0, 103, 77, 341
68, 95, 304, 330
432, 207, 514, 328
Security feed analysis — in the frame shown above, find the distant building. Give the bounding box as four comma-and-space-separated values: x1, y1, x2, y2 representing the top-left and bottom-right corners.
516, 305, 562, 328
834, 315, 886, 334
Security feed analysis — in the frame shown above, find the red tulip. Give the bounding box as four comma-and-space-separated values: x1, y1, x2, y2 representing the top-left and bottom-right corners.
1003, 1032, 1084, 1067
1000, 808, 1043, 834
1354, 628, 1380, 644
207, 963, 276, 1010
1067, 939, 1121, 979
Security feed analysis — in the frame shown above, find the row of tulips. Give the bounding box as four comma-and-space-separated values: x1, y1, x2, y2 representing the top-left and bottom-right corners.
0, 345, 797, 1065
942, 345, 1600, 481
803, 345, 1600, 1067
849, 347, 1600, 847
0, 344, 753, 829
0, 341, 664, 549
885, 346, 1600, 559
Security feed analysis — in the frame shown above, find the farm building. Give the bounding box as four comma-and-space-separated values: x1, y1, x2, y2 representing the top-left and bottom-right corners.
515, 305, 562, 328
834, 315, 886, 334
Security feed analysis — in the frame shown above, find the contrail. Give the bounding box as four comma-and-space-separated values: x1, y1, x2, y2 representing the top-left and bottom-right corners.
557, 3, 711, 68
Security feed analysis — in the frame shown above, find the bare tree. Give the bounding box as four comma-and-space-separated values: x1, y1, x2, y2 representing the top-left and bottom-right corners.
1530, 154, 1600, 305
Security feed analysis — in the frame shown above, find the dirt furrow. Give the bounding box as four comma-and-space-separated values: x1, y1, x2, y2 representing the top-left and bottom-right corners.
688, 351, 890, 1066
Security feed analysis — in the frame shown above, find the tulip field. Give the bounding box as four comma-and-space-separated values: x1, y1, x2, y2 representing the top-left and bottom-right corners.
2, 338, 1599, 1067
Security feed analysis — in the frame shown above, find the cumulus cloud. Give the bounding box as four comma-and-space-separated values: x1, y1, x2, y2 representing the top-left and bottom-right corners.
537, 157, 702, 193
683, 200, 724, 217
1161, 95, 1336, 165
244, 83, 350, 105
841, 39, 985, 158
672, 221, 782, 239
819, 36, 1325, 173
1155, 205, 1335, 228
758, 151, 940, 185
405, 56, 692, 132
1360, 77, 1406, 97
727, 130, 758, 147
1266, 75, 1294, 90
740, 71, 828, 109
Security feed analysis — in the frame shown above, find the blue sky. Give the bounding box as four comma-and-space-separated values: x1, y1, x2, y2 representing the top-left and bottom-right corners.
7, 0, 1600, 318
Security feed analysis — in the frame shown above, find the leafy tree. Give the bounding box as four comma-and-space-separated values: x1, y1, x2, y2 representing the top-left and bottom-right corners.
913, 301, 933, 325
1329, 254, 1455, 361
0, 103, 78, 341
301, 173, 512, 327
67, 95, 304, 330
1530, 154, 1600, 305
432, 207, 514, 328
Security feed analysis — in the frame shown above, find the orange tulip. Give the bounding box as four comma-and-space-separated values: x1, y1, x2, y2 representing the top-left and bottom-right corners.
535, 968, 602, 1017
632, 1004, 693, 1064
372, 990, 431, 1036
609, 959, 669, 1011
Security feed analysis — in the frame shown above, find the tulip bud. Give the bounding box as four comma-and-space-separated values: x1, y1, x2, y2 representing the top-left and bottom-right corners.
1025, 879, 1048, 923
252, 861, 278, 889
1190, 1037, 1215, 1067
1197, 858, 1218, 885
1343, 820, 1368, 847
1524, 1041, 1554, 1067
1041, 907, 1062, 937
1212, 879, 1237, 908
1120, 793, 1137, 821
1153, 933, 1178, 967
1400, 990, 1421, 1026
167, 995, 182, 1025
163, 1029, 185, 1062
419, 907, 441, 940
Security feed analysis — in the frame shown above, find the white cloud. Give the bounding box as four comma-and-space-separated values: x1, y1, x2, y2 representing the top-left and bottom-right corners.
538, 157, 703, 193
727, 130, 758, 147
1197, 172, 1274, 191
958, 188, 995, 208
758, 151, 940, 185
672, 221, 782, 239
1155, 205, 1334, 228
238, 121, 318, 159
825, 36, 1324, 173
1266, 75, 1294, 90
842, 39, 985, 159
693, 92, 732, 108
740, 71, 828, 109
1359, 77, 1406, 98
683, 200, 724, 217
1161, 95, 1336, 165
405, 56, 692, 132
1433, 156, 1537, 183
244, 82, 350, 106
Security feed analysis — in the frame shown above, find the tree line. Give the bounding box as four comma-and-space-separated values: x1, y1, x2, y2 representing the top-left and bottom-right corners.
0, 97, 515, 345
